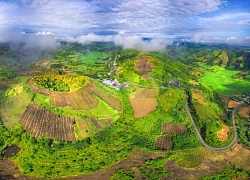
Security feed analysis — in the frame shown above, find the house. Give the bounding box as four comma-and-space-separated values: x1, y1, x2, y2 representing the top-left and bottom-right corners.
102, 79, 121, 90
169, 80, 181, 88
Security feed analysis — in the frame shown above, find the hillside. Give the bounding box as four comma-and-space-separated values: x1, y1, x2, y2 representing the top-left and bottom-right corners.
0, 42, 250, 179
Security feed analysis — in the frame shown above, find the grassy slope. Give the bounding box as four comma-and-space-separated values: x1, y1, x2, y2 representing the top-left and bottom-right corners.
199, 64, 250, 95
0, 83, 33, 129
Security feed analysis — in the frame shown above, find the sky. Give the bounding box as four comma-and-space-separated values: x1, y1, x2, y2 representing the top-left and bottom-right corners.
0, 0, 250, 49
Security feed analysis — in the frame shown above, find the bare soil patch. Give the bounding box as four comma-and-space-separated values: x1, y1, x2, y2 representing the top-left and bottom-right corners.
228, 100, 239, 109
162, 123, 187, 134
27, 80, 122, 111
217, 122, 230, 141
90, 118, 101, 129
3, 145, 20, 158
130, 98, 157, 118
238, 106, 250, 118
155, 136, 173, 150
130, 88, 158, 118
218, 94, 230, 107
135, 56, 155, 75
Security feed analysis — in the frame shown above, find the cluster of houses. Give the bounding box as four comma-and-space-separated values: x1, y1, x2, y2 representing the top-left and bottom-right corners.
102, 79, 129, 90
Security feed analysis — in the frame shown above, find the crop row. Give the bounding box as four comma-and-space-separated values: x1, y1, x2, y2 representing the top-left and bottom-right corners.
19, 102, 76, 142
155, 136, 173, 150
88, 83, 122, 111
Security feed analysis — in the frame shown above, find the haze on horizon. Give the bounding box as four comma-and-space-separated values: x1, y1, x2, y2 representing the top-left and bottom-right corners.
0, 0, 249, 50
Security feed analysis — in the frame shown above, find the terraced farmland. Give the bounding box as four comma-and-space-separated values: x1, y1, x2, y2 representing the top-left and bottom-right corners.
19, 102, 76, 142
27, 78, 122, 111
88, 82, 123, 111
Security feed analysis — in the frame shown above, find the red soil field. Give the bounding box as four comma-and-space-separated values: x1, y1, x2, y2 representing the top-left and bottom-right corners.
228, 100, 239, 109
130, 88, 157, 118
130, 98, 157, 118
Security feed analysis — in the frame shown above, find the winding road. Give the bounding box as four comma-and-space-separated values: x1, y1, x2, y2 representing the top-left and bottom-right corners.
186, 95, 245, 151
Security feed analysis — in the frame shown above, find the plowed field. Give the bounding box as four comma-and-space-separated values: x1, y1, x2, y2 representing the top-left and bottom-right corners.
19, 102, 76, 142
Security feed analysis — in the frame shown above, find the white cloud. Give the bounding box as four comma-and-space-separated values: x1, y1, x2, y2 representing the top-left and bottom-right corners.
35, 31, 54, 36
191, 34, 250, 45
1, 32, 60, 51
0, 0, 226, 36
60, 33, 172, 51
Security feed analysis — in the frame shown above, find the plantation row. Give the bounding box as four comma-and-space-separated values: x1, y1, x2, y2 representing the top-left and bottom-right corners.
155, 136, 173, 150
27, 78, 122, 111
88, 82, 123, 111
19, 102, 76, 142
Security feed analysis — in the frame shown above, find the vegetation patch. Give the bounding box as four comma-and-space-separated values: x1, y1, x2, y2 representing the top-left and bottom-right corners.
33, 75, 89, 92
199, 64, 250, 95
0, 83, 33, 129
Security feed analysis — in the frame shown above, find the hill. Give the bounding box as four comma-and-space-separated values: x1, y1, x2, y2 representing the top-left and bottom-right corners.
0, 42, 249, 179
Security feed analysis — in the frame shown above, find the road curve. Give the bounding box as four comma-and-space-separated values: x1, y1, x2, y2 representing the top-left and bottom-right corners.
186, 95, 244, 151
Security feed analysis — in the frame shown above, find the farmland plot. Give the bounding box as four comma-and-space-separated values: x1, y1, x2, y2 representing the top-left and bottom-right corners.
19, 102, 76, 142
130, 88, 158, 118
88, 82, 123, 111
155, 136, 173, 150
75, 119, 92, 139
135, 56, 155, 75
162, 123, 187, 134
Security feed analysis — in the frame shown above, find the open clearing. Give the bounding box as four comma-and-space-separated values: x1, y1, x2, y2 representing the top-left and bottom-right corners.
217, 122, 230, 141
199, 65, 250, 95
238, 106, 250, 118
130, 88, 157, 118
135, 56, 155, 75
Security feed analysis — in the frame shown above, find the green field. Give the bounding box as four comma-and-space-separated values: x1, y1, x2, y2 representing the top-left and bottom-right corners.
199, 64, 250, 95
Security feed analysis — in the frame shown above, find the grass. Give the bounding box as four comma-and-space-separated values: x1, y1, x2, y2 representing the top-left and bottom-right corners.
198, 64, 250, 95
79, 51, 107, 64
58, 99, 119, 118
0, 83, 33, 129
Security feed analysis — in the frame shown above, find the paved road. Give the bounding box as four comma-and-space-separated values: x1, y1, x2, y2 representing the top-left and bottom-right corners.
186, 95, 244, 151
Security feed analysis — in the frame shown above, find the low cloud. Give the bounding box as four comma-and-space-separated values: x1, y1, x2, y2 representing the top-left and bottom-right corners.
191, 34, 250, 45
1, 32, 60, 51
61, 33, 172, 51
